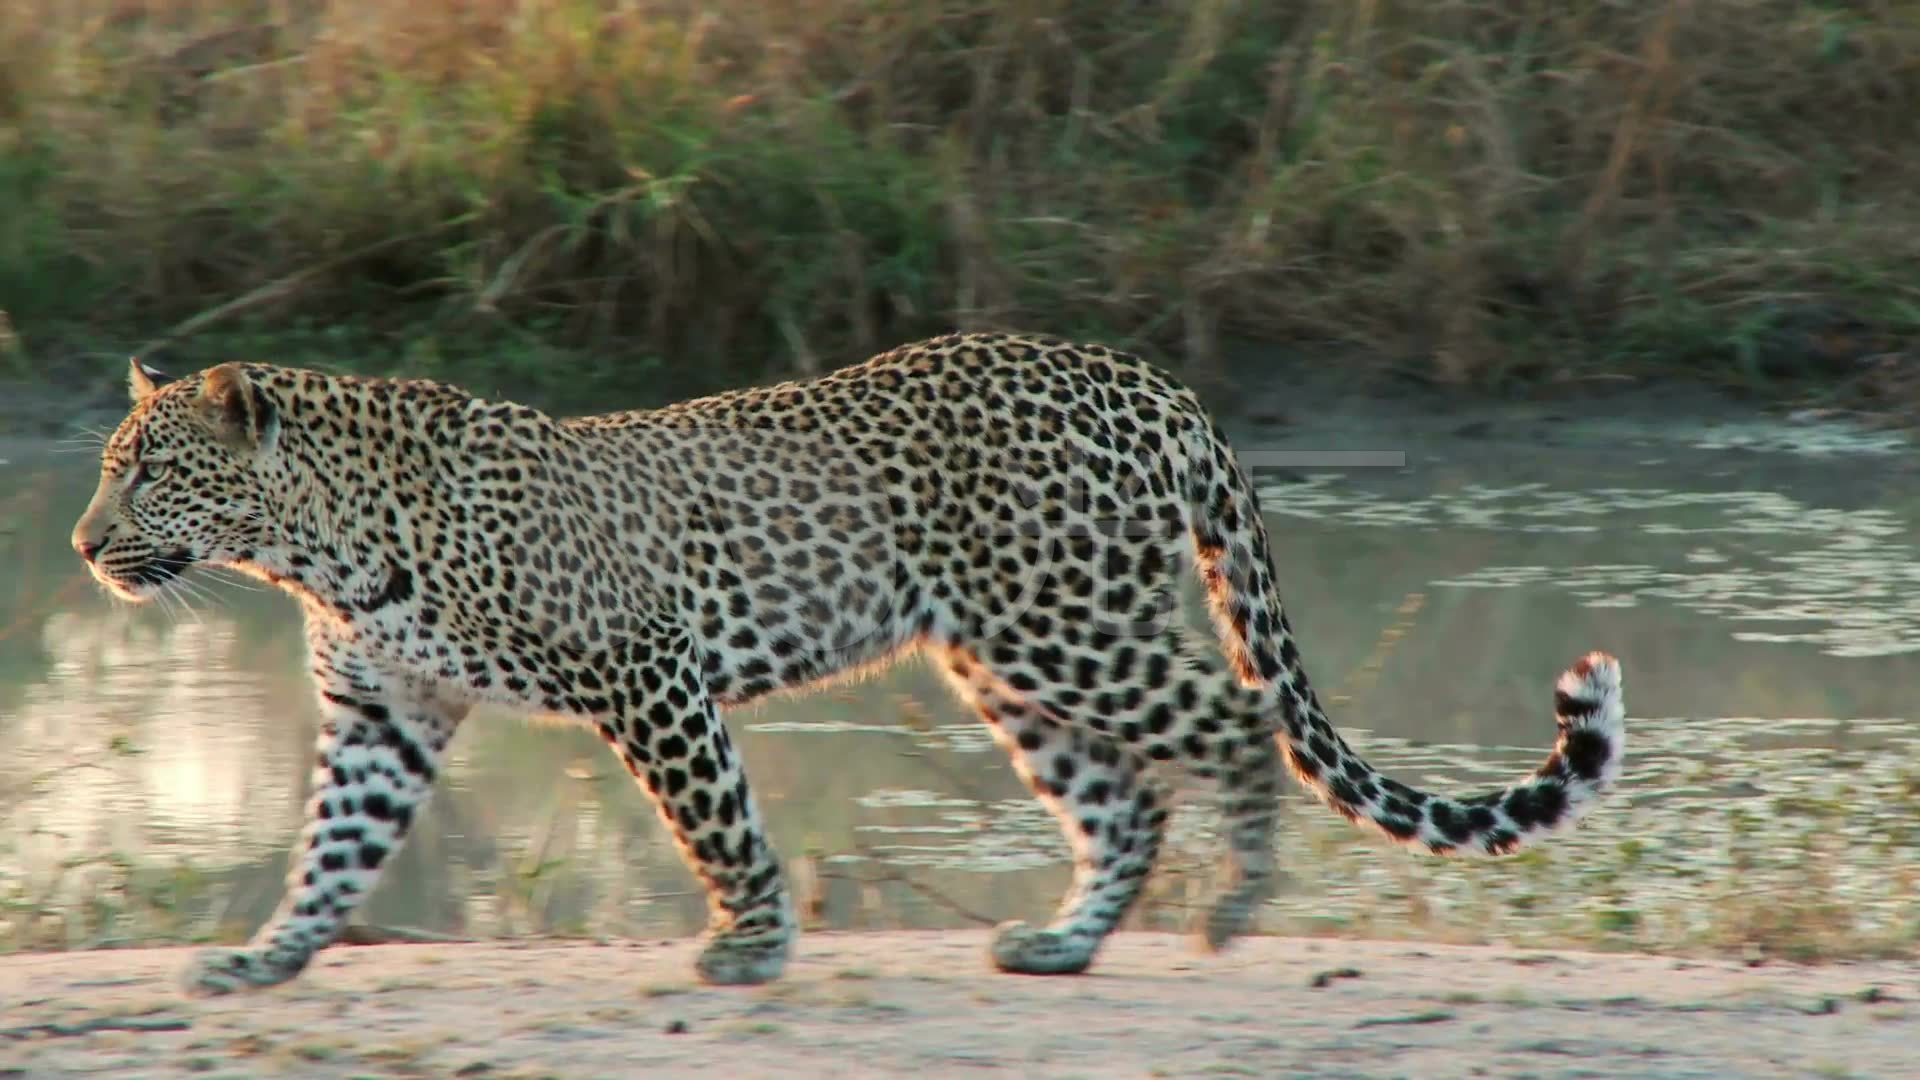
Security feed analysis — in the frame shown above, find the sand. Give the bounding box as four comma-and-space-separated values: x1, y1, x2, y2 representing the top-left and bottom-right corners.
2, 934, 1916, 1078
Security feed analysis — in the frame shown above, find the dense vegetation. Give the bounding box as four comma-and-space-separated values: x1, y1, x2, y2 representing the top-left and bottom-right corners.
3, 1, 1917, 408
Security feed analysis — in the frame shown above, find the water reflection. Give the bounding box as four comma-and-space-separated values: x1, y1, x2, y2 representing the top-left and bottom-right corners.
4, 433, 1918, 956
1263, 476, 1920, 657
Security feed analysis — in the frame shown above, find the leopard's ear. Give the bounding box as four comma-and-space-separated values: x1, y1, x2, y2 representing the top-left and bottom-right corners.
128, 357, 172, 403
196, 363, 279, 451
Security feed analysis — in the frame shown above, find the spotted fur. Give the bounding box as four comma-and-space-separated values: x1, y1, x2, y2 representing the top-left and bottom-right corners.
72, 334, 1626, 995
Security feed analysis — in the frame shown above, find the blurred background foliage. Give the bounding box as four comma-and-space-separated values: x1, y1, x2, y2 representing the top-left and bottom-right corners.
1, 0, 1917, 409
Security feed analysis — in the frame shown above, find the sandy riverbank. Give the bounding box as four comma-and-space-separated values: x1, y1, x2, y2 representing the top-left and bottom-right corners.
2, 933, 1915, 1078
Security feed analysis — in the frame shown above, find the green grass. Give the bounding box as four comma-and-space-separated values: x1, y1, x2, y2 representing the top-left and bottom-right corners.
1, 1, 1915, 406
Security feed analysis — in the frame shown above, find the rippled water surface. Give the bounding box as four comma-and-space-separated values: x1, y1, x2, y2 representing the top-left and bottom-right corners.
4, 412, 1917, 956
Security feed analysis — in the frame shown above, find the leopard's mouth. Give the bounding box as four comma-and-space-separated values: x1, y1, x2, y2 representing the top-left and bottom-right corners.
91, 548, 197, 601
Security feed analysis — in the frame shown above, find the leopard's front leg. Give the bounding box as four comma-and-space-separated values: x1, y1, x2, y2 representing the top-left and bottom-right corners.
584, 619, 794, 986
180, 640, 465, 997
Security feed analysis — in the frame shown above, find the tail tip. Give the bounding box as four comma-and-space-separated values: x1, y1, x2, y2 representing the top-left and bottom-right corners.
1567, 650, 1620, 687
1556, 650, 1625, 735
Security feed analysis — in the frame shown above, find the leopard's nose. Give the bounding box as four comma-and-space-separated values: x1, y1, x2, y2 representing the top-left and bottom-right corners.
73, 535, 103, 563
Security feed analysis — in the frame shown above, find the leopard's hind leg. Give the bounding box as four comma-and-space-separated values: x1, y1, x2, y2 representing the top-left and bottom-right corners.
938, 648, 1173, 974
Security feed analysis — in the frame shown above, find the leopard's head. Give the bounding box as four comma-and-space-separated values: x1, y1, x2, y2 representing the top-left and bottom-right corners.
71, 359, 281, 601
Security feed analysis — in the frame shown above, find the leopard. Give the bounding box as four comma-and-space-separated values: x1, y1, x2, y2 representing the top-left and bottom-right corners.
70, 332, 1625, 997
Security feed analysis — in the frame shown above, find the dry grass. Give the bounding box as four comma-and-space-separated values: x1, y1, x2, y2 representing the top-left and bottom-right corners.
2, 0, 1918, 401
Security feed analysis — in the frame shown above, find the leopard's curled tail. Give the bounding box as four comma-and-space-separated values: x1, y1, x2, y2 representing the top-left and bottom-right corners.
1179, 416, 1625, 856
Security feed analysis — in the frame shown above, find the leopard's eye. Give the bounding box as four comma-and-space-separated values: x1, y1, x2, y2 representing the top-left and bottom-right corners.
132, 460, 172, 487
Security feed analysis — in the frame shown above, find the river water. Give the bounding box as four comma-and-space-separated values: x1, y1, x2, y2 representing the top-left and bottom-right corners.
3, 401, 1917, 957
